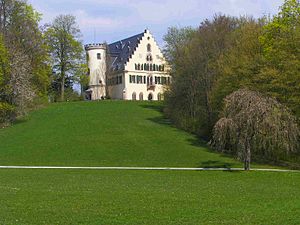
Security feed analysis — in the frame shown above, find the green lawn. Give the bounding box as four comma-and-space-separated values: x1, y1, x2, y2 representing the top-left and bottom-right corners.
0, 101, 241, 168
0, 101, 299, 224
0, 170, 299, 225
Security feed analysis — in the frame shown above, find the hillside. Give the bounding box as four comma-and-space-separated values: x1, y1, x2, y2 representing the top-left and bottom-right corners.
0, 101, 241, 168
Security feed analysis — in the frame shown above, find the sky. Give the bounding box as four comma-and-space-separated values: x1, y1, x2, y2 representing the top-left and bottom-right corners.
28, 0, 284, 47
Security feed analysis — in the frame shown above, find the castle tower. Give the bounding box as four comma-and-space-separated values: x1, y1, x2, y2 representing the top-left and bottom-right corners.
84, 43, 107, 100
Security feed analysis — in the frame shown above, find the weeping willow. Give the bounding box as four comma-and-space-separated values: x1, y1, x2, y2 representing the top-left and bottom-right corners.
210, 89, 300, 170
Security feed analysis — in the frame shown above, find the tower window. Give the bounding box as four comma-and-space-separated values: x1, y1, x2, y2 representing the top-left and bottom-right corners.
147, 44, 151, 52
97, 53, 101, 60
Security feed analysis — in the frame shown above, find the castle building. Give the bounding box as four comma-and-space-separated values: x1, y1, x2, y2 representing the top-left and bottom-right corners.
84, 29, 171, 101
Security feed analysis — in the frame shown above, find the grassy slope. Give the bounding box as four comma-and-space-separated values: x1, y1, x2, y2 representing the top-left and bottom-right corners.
0, 170, 299, 225
0, 101, 241, 168
1, 101, 299, 225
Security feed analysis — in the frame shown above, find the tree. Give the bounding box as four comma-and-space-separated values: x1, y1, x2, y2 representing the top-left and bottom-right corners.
259, 0, 300, 116
164, 15, 239, 137
211, 18, 264, 119
45, 14, 84, 101
0, 0, 48, 120
210, 89, 300, 170
74, 63, 89, 99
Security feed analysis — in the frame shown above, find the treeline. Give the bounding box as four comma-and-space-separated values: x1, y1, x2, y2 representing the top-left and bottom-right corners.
164, 0, 300, 167
0, 0, 87, 126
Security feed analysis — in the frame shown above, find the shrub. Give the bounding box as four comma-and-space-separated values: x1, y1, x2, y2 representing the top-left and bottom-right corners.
0, 102, 15, 125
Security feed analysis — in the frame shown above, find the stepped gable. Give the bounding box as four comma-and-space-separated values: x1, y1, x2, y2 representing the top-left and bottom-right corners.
108, 31, 145, 69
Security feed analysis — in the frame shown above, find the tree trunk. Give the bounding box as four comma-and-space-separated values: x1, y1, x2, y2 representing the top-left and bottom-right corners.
244, 141, 251, 171
61, 72, 65, 102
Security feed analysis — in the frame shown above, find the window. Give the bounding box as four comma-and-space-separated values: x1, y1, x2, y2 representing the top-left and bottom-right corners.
147, 43, 151, 52
132, 92, 137, 100
97, 53, 101, 60
157, 77, 161, 84
132, 75, 136, 83
139, 92, 143, 101
143, 76, 146, 84
119, 76, 122, 84
129, 75, 132, 83
137, 76, 142, 84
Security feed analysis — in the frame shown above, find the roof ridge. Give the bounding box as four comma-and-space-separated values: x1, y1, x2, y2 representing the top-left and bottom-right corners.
109, 32, 145, 46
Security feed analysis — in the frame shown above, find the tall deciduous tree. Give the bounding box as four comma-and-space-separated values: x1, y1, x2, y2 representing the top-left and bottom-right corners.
259, 0, 300, 116
45, 14, 84, 101
0, 0, 49, 119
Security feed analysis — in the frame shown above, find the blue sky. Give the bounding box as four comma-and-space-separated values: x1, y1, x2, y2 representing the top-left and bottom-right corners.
28, 0, 284, 47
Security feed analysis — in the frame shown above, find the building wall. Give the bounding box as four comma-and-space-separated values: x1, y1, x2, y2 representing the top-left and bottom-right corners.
123, 30, 170, 100
107, 72, 125, 99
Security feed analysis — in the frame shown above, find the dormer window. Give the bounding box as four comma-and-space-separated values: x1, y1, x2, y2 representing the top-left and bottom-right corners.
97, 53, 101, 60
147, 43, 151, 52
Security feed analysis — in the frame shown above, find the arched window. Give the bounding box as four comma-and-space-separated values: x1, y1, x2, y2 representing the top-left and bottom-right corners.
141, 64, 144, 70
138, 64, 141, 70
147, 43, 151, 52
135, 64, 137, 70
148, 93, 153, 101
150, 64, 153, 71
139, 92, 143, 101
147, 63, 150, 71
144, 63, 147, 71
159, 65, 162, 71
132, 92, 137, 100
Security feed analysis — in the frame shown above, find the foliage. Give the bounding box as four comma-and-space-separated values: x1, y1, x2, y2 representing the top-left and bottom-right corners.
164, 15, 240, 137
0, 0, 50, 122
210, 89, 300, 169
0, 101, 14, 124
45, 14, 84, 102
259, 0, 300, 116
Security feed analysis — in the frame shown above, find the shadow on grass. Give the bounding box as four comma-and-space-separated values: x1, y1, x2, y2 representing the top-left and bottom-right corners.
139, 104, 242, 171
139, 103, 164, 113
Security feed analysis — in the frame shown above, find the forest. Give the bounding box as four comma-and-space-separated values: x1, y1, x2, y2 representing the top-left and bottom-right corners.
163, 0, 300, 168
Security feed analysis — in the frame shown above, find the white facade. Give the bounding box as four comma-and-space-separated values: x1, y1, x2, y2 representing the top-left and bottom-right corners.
85, 29, 170, 101
85, 44, 107, 100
